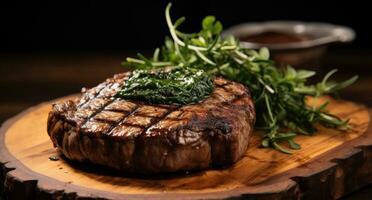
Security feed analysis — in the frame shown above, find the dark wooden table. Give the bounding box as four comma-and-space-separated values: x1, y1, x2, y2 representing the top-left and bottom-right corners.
0, 49, 371, 199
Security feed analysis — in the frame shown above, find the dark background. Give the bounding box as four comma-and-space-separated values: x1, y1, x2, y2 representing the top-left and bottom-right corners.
0, 1, 372, 199
0, 1, 371, 51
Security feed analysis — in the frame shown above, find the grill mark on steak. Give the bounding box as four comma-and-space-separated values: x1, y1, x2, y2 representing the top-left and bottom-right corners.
138, 105, 181, 138
78, 74, 130, 134
79, 98, 116, 133
104, 104, 141, 136
77, 82, 110, 108
77, 72, 130, 109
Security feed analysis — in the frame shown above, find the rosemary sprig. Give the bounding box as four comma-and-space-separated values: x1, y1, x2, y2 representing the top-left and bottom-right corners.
122, 3, 358, 154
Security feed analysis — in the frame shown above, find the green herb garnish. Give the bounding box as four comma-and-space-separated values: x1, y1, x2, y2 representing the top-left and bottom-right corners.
122, 3, 358, 154
49, 155, 59, 161
117, 67, 214, 105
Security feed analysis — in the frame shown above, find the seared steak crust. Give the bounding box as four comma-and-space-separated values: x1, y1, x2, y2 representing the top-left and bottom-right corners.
47, 72, 255, 174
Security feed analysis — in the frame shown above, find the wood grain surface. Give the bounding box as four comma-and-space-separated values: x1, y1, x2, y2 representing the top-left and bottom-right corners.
0, 95, 371, 200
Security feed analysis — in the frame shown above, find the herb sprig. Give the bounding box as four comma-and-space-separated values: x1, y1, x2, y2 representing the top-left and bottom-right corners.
123, 3, 358, 154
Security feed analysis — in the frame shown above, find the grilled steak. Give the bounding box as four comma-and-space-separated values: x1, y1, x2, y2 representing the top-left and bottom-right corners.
47, 72, 256, 174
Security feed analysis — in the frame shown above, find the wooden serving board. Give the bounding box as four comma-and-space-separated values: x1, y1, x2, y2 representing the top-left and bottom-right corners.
1, 95, 372, 200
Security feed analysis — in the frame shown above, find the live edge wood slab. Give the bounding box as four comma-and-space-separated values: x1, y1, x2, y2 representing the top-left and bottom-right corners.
0, 95, 371, 200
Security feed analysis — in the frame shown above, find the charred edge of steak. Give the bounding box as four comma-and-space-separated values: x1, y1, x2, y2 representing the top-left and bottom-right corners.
47, 73, 256, 174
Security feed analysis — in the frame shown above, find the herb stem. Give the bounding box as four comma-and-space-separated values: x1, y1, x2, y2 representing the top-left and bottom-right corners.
165, 3, 207, 52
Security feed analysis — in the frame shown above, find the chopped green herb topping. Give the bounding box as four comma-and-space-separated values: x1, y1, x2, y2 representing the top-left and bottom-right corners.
117, 67, 214, 105
49, 156, 59, 161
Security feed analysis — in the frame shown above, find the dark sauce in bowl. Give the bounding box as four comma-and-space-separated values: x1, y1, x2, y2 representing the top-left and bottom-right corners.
241, 31, 311, 44
239, 31, 321, 68
223, 21, 355, 68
